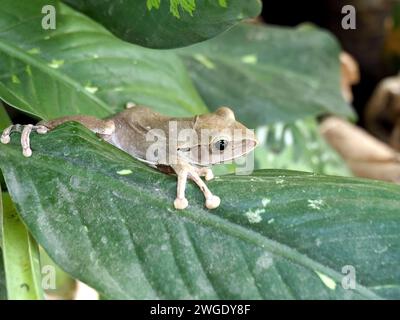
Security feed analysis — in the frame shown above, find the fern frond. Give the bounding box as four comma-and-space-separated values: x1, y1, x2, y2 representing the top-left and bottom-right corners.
169, 0, 196, 18
218, 0, 227, 8
146, 0, 161, 10
146, 0, 227, 18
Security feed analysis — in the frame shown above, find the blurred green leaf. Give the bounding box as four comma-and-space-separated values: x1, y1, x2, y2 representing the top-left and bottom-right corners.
177, 23, 355, 127
40, 249, 77, 299
0, 190, 5, 300
0, 103, 11, 130
1, 193, 44, 300
0, 0, 207, 121
1, 123, 399, 299
63, 0, 262, 49
0, 250, 5, 300
0, 103, 11, 191
393, 1, 400, 27
255, 118, 351, 176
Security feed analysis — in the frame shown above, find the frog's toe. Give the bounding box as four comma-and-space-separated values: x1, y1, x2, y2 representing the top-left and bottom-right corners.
205, 195, 220, 209
36, 125, 49, 134
126, 102, 137, 109
204, 170, 214, 181
1, 125, 14, 144
23, 148, 32, 157
196, 167, 214, 181
21, 124, 33, 157
1, 134, 10, 144
174, 197, 188, 210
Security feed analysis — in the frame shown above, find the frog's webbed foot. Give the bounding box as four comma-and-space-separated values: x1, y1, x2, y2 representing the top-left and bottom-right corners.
172, 162, 220, 210
1, 124, 48, 157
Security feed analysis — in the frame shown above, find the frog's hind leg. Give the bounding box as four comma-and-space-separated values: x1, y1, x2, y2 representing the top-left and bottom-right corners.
1, 124, 48, 157
39, 116, 115, 135
1, 115, 114, 157
1, 124, 22, 144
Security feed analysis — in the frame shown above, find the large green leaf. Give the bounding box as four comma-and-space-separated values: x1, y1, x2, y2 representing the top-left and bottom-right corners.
0, 193, 44, 300
176, 23, 355, 127
63, 0, 262, 49
0, 0, 207, 121
0, 123, 399, 299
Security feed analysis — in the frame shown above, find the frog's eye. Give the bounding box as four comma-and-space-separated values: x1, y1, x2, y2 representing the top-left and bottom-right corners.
214, 139, 228, 151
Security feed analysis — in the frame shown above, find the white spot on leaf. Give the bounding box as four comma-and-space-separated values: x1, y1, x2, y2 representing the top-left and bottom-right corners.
25, 65, 32, 76
245, 208, 265, 224
48, 59, 64, 69
194, 54, 215, 69
315, 272, 336, 290
27, 47, 40, 54
374, 245, 388, 254
308, 199, 324, 210
241, 54, 258, 64
84, 85, 98, 94
11, 75, 20, 84
256, 253, 273, 271
262, 197, 271, 207
117, 169, 133, 175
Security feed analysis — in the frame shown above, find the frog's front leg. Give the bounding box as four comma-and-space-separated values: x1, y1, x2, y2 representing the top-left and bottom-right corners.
173, 163, 189, 210
172, 160, 220, 210
189, 170, 220, 209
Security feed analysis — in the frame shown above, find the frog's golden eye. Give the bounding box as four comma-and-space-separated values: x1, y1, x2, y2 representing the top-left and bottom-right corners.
214, 139, 228, 151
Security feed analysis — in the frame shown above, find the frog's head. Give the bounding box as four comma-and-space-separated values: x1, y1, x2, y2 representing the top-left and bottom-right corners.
180, 107, 258, 166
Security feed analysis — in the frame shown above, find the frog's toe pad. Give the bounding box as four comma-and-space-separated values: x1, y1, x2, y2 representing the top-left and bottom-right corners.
36, 126, 48, 134
23, 148, 32, 157
205, 170, 214, 181
174, 197, 188, 210
205, 195, 220, 209
1, 135, 10, 144
126, 102, 137, 109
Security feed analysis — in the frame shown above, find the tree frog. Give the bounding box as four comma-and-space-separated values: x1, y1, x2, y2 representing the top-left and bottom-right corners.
1, 103, 258, 210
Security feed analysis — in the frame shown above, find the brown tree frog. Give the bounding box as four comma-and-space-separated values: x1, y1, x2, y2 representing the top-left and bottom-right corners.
1, 103, 258, 210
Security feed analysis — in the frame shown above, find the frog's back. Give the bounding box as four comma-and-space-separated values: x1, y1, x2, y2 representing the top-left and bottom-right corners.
104, 106, 170, 165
